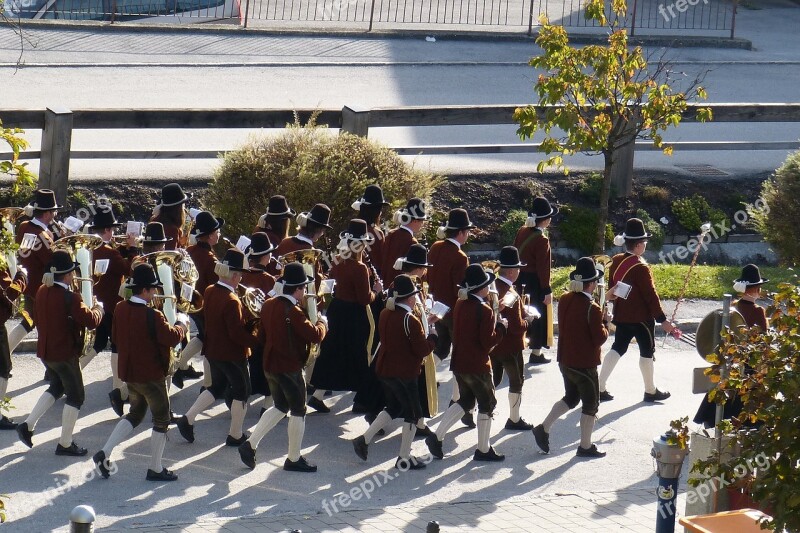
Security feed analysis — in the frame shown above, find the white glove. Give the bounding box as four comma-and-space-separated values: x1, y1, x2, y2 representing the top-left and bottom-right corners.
176, 312, 190, 325
317, 315, 329, 328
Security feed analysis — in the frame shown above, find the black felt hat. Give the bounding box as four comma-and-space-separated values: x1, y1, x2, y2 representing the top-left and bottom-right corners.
217, 248, 250, 273
87, 204, 122, 230
279, 262, 315, 287
443, 208, 475, 231
47, 250, 80, 275
31, 189, 62, 212
160, 183, 190, 207
498, 246, 526, 268
193, 211, 224, 237
265, 195, 295, 218
339, 219, 374, 243
460, 263, 495, 293
391, 274, 420, 299
529, 197, 558, 220
126, 263, 163, 288
735, 264, 768, 287
143, 222, 171, 244
402, 244, 432, 268
247, 232, 277, 257
300, 204, 332, 229
621, 218, 652, 240
403, 198, 429, 220
355, 184, 390, 208
570, 257, 603, 283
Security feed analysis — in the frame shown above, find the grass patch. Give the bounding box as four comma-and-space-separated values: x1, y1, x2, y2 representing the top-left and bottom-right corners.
552, 264, 797, 300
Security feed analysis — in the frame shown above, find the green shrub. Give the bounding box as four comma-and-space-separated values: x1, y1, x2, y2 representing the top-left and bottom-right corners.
671, 194, 728, 233
748, 150, 800, 264
558, 205, 613, 254
578, 172, 604, 203
498, 209, 528, 246
641, 185, 670, 204
635, 209, 664, 250
206, 121, 440, 238
421, 209, 448, 247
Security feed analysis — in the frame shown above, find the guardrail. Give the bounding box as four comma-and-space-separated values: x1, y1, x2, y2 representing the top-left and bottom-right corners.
1, 103, 799, 202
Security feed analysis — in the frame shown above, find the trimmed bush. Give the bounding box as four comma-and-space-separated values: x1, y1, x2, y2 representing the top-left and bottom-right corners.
498, 209, 528, 246
749, 150, 800, 264
206, 121, 440, 239
641, 185, 670, 204
558, 205, 613, 254
671, 194, 728, 233
635, 208, 664, 250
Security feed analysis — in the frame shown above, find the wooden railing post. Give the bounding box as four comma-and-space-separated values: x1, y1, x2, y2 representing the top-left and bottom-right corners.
341, 105, 371, 138
39, 107, 73, 206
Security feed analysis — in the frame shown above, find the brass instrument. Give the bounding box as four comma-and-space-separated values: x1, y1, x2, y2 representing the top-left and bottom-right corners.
237, 283, 267, 319
0, 207, 32, 328
277, 248, 324, 361
591, 254, 614, 316
132, 251, 203, 314
54, 234, 104, 356
180, 206, 195, 248
480, 260, 500, 275
112, 234, 144, 247
481, 260, 501, 324
410, 275, 438, 416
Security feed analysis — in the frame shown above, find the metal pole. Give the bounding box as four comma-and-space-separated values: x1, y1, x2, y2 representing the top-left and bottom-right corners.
70, 505, 96, 533
630, 0, 638, 36
243, 0, 250, 27
526, 0, 534, 37
367, 0, 377, 31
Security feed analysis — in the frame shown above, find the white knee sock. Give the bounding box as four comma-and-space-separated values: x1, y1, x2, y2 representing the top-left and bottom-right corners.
25, 392, 56, 429
531, 348, 542, 356
249, 407, 286, 449
229, 400, 247, 439
639, 357, 657, 394
149, 430, 167, 472
399, 422, 415, 460
598, 349, 622, 392
434, 402, 465, 441
287, 415, 305, 462
416, 418, 427, 429
476, 412, 492, 453
542, 400, 570, 433
580, 414, 596, 449
178, 337, 202, 370
508, 392, 522, 423
450, 378, 460, 402
260, 396, 273, 410
185, 390, 216, 424
7, 323, 28, 352
79, 348, 98, 370
312, 389, 326, 401
59, 405, 80, 447
102, 419, 134, 456
202, 357, 212, 388
0, 377, 8, 400
364, 410, 392, 444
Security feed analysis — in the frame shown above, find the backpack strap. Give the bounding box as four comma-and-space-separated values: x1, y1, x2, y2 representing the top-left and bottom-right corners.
516, 228, 543, 257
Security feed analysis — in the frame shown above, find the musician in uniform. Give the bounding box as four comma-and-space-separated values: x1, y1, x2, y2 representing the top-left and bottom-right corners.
238, 262, 327, 473
489, 246, 536, 431
381, 198, 429, 288
177, 248, 258, 447
599, 218, 677, 403
83, 204, 140, 416
425, 264, 506, 462
8, 189, 59, 354
514, 197, 557, 365
16, 250, 104, 456
352, 275, 438, 470
93, 263, 189, 481
0, 259, 26, 429
255, 195, 296, 246
693, 264, 769, 428
309, 219, 382, 413
532, 257, 609, 459
150, 183, 190, 251
173, 210, 224, 389
274, 203, 332, 288
242, 232, 277, 415
351, 184, 389, 280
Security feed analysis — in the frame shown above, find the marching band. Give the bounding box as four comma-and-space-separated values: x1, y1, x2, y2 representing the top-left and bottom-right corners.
1, 183, 695, 482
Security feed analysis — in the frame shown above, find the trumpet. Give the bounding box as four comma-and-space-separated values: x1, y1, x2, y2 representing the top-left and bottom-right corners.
112, 234, 144, 247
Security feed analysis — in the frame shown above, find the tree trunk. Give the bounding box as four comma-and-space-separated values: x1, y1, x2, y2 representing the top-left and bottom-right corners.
595, 151, 614, 254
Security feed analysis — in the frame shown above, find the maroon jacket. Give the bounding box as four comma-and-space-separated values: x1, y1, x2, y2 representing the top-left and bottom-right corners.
451, 295, 503, 375
16, 220, 54, 298
557, 291, 608, 368
609, 253, 667, 324
93, 242, 137, 314
203, 283, 258, 362
381, 226, 418, 287
260, 295, 327, 374
514, 226, 552, 295
187, 241, 218, 295
427, 239, 468, 313
735, 299, 768, 332
330, 257, 374, 306
490, 279, 528, 355
375, 304, 436, 380
35, 283, 102, 362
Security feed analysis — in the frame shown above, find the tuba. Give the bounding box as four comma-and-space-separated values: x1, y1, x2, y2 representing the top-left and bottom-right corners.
277, 249, 324, 361
0, 207, 32, 328
53, 234, 104, 356
410, 275, 438, 416
132, 251, 203, 315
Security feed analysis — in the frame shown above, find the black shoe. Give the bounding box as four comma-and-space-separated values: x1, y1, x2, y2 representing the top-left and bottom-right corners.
324, 390, 333, 397
474, 446, 505, 462
182, 365, 203, 379
284, 456, 317, 472
0, 415, 17, 430
351, 402, 369, 414
532, 424, 550, 454
528, 353, 551, 365
16, 422, 33, 448
352, 435, 368, 461
259, 407, 266, 418
239, 441, 256, 470
307, 397, 330, 414
56, 442, 88, 456
415, 425, 434, 438
461, 411, 476, 428
93, 450, 112, 479
396, 456, 427, 470
170, 411, 179, 425
425, 434, 443, 460
109, 389, 125, 417
146, 468, 178, 481
576, 444, 606, 458
171, 369, 185, 390
176, 415, 194, 443
599, 390, 614, 402
505, 418, 533, 431
225, 433, 249, 447
643, 389, 671, 402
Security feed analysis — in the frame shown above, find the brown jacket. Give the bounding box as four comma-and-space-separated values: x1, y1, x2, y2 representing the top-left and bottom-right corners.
93, 242, 137, 313
557, 291, 608, 368
150, 217, 185, 250
490, 279, 528, 355
187, 241, 218, 295
427, 239, 468, 312
260, 295, 327, 374
35, 283, 103, 362
242, 267, 276, 295
330, 257, 374, 306
375, 304, 436, 380
16, 220, 54, 298
380, 226, 418, 287
203, 283, 258, 362
366, 224, 384, 279
451, 295, 503, 375
609, 253, 667, 324
514, 227, 552, 295
113, 300, 186, 382
0, 267, 26, 323
735, 299, 768, 332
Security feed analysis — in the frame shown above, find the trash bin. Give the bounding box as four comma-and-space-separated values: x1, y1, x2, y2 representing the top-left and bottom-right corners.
652, 433, 690, 533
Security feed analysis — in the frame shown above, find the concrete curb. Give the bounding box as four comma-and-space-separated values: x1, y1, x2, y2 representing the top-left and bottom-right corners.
16, 19, 753, 49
